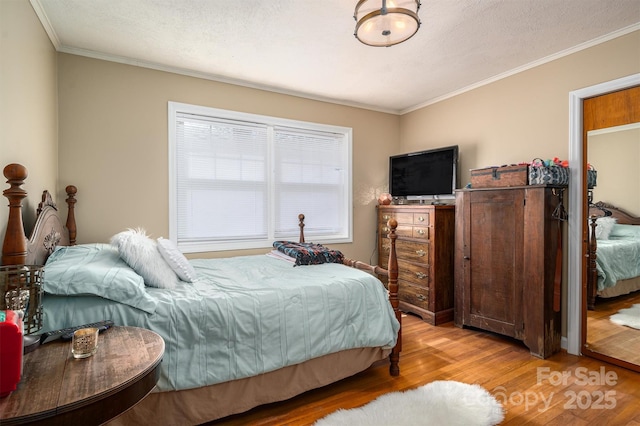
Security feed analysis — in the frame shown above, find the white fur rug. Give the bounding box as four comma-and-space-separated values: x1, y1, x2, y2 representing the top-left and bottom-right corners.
314, 380, 504, 426
610, 304, 640, 329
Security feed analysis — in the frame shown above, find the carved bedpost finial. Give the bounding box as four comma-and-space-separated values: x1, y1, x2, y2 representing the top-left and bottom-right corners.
37, 190, 57, 216
2, 164, 28, 265
66, 185, 78, 246
298, 214, 305, 243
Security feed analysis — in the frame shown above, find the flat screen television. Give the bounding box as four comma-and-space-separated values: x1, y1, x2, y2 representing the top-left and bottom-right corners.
389, 145, 459, 202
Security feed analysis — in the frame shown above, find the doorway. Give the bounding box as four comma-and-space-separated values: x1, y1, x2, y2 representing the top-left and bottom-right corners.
566, 73, 640, 370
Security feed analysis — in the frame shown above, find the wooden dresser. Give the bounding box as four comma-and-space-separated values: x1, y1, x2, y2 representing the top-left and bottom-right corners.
377, 204, 455, 325
454, 185, 563, 358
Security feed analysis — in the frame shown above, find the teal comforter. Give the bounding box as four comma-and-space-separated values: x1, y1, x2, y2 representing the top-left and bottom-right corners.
596, 224, 640, 290
42, 252, 399, 392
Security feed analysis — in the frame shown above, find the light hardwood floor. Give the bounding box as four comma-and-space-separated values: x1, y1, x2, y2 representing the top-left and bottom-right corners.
587, 292, 640, 366
210, 314, 640, 426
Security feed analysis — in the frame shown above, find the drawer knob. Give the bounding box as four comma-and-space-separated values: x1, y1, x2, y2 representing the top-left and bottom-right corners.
415, 249, 426, 257
417, 229, 425, 235
383, 214, 391, 220
417, 216, 425, 222
415, 272, 427, 280
382, 226, 389, 233
416, 293, 426, 301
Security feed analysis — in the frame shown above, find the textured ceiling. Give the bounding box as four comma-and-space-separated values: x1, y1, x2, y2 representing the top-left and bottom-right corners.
32, 0, 640, 114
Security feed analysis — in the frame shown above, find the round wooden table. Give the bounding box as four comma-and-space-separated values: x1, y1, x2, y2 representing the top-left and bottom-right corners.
0, 326, 164, 425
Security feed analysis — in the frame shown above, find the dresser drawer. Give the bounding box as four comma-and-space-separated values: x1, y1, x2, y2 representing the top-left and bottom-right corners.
412, 226, 429, 240
399, 280, 429, 310
379, 211, 413, 225
380, 223, 414, 239
413, 212, 430, 225
398, 259, 429, 286
381, 239, 429, 263
380, 223, 429, 240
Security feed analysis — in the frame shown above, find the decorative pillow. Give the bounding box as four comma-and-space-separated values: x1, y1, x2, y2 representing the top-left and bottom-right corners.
610, 223, 640, 238
44, 243, 158, 314
595, 216, 617, 240
110, 228, 179, 289
157, 237, 197, 282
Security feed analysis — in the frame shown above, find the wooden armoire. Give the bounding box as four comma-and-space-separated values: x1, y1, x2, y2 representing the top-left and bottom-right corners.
454, 185, 563, 358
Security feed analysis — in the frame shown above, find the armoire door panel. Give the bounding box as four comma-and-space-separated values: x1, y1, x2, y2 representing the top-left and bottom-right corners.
465, 189, 524, 336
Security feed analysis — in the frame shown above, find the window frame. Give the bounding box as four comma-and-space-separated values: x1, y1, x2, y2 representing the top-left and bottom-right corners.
168, 101, 353, 253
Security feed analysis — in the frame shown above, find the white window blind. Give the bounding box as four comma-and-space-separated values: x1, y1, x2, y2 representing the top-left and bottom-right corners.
273, 126, 347, 240
169, 102, 352, 252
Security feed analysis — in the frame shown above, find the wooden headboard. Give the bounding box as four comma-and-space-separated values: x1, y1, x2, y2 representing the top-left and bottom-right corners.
2, 163, 77, 266
588, 201, 640, 226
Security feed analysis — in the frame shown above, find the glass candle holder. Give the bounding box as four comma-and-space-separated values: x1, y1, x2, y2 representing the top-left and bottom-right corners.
72, 327, 99, 359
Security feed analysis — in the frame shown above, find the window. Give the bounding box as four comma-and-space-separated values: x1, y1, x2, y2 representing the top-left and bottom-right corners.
168, 102, 352, 252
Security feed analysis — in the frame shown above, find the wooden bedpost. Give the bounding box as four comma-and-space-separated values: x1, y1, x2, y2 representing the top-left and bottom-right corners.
298, 214, 305, 243
587, 215, 598, 310
295, 212, 401, 376
66, 185, 78, 246
2, 164, 28, 265
386, 218, 401, 376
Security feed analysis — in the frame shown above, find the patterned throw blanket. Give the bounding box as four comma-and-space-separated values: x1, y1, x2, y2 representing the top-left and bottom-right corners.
272, 241, 344, 266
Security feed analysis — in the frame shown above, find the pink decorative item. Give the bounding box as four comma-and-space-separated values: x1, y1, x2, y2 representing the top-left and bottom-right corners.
378, 193, 393, 205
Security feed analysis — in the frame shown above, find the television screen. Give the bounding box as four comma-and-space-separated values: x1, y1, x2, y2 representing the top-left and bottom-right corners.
389, 145, 458, 201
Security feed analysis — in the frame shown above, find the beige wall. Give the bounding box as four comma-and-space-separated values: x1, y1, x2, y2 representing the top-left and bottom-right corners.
400, 30, 640, 336
57, 54, 400, 261
588, 126, 640, 215
0, 0, 58, 245
400, 31, 640, 186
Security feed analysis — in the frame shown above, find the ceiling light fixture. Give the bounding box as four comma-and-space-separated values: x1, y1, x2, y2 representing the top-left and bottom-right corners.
354, 0, 421, 47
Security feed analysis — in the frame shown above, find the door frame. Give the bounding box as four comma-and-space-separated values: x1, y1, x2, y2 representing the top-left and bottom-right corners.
567, 73, 640, 356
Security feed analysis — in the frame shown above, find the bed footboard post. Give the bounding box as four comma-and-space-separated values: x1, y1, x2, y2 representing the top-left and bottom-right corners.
65, 185, 78, 246
386, 218, 401, 376
587, 215, 598, 310
298, 214, 305, 243
2, 164, 28, 265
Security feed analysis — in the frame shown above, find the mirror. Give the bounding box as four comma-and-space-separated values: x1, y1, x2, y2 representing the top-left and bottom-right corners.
585, 122, 640, 367
588, 124, 640, 215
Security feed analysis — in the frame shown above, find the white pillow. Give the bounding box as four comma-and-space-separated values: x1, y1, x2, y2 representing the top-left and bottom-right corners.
595, 216, 617, 240
157, 237, 197, 282
110, 228, 179, 289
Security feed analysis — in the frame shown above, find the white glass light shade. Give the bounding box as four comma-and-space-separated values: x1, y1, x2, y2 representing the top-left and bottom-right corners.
354, 0, 421, 47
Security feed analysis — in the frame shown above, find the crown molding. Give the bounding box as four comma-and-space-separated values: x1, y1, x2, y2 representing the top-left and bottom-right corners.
29, 0, 639, 116
401, 23, 640, 115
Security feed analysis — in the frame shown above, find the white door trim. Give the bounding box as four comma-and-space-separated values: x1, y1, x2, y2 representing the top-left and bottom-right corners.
567, 73, 640, 355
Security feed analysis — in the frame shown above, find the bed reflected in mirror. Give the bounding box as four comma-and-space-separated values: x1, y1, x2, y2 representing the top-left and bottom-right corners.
585, 123, 640, 368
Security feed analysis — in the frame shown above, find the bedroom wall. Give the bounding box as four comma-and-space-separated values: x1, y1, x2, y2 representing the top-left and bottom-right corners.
57, 54, 400, 262
400, 30, 640, 338
400, 30, 640, 182
588, 127, 640, 215
0, 0, 58, 248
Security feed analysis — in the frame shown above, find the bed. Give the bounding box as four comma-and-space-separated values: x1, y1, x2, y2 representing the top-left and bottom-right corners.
0, 163, 402, 425
587, 201, 640, 310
